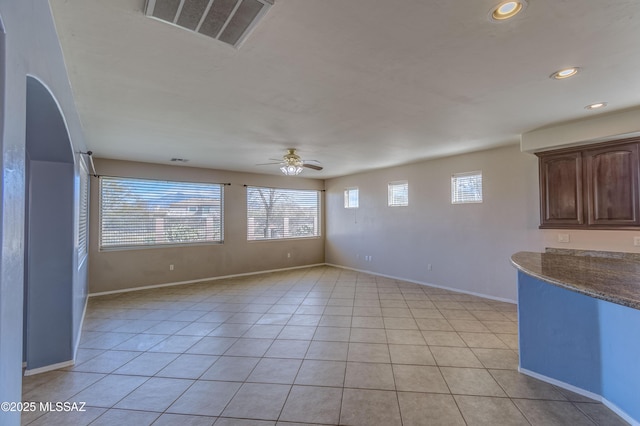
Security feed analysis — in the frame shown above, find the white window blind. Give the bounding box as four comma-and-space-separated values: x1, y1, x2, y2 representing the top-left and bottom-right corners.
78, 158, 89, 257
100, 176, 223, 249
452, 171, 483, 204
388, 181, 408, 206
247, 186, 320, 240
344, 187, 359, 208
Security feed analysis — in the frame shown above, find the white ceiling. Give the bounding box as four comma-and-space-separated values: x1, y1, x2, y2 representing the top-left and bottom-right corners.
50, 0, 640, 178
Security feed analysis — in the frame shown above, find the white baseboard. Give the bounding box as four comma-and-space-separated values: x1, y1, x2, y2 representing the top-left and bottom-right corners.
73, 296, 89, 360
518, 367, 601, 401
22, 298, 86, 377
90, 262, 516, 304
601, 399, 639, 426
89, 263, 326, 297
519, 367, 639, 426
326, 263, 517, 304
24, 359, 74, 376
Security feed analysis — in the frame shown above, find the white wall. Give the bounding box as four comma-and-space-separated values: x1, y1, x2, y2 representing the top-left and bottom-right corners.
325, 144, 640, 302
521, 106, 640, 152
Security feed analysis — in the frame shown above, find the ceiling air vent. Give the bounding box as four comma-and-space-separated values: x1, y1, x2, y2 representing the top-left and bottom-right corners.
145, 0, 273, 48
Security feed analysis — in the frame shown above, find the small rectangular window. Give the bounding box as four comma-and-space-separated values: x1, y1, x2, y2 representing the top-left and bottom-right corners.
388, 181, 408, 207
99, 176, 224, 249
344, 187, 359, 208
452, 171, 483, 204
247, 186, 321, 240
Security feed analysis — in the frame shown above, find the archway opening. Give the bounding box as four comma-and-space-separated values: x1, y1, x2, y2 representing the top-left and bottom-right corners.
24, 76, 75, 371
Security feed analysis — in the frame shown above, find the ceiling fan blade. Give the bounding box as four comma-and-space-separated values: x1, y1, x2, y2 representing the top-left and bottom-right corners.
256, 162, 284, 166
304, 159, 322, 165
303, 163, 323, 171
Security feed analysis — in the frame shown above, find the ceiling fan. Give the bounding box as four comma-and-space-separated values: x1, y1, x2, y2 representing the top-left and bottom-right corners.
258, 149, 323, 176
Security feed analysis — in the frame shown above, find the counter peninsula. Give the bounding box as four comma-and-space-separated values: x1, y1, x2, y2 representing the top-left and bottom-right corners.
511, 250, 640, 426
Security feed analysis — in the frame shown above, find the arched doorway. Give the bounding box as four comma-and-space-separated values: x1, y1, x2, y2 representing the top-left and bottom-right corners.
23, 76, 75, 371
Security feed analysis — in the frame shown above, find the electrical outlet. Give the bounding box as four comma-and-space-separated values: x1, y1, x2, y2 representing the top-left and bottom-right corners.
427, 264, 432, 271
634, 237, 640, 246
169, 264, 174, 271
287, 252, 291, 258
557, 234, 570, 243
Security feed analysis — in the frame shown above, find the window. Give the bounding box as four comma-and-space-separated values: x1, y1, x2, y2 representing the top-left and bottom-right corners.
388, 181, 408, 206
452, 171, 483, 204
78, 158, 89, 259
344, 187, 359, 208
247, 186, 320, 240
99, 176, 223, 249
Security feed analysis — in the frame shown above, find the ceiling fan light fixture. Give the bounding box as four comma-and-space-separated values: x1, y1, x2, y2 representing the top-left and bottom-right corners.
490, 1, 526, 21
258, 148, 321, 175
281, 164, 303, 176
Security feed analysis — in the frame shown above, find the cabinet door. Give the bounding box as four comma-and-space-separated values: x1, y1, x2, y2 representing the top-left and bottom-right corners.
585, 143, 640, 226
539, 152, 583, 227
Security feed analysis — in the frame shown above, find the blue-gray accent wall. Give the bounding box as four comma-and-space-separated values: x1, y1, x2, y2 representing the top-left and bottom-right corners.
25, 160, 74, 368
24, 76, 77, 369
518, 271, 640, 424
0, 3, 89, 425
518, 272, 602, 392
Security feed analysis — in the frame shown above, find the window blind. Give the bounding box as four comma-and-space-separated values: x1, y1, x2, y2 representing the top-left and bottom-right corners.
100, 176, 223, 249
344, 187, 359, 208
247, 186, 320, 240
388, 181, 408, 206
452, 171, 483, 204
78, 159, 89, 257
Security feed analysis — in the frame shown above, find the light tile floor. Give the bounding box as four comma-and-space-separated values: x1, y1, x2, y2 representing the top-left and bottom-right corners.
21, 266, 628, 425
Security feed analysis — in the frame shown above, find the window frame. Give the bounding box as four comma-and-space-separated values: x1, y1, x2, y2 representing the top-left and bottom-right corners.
451, 170, 483, 204
99, 176, 224, 251
344, 187, 359, 209
246, 185, 322, 242
388, 180, 409, 207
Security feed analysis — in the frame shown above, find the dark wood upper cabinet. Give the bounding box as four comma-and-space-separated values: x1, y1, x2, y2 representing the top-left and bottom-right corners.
539, 152, 583, 227
584, 143, 640, 226
537, 137, 640, 230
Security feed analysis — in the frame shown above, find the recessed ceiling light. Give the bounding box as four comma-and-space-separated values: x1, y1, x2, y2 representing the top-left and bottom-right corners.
585, 102, 608, 110
170, 158, 189, 163
550, 67, 580, 80
490, 1, 527, 21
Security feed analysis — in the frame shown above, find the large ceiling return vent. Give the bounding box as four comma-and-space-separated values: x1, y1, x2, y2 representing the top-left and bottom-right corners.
145, 0, 273, 48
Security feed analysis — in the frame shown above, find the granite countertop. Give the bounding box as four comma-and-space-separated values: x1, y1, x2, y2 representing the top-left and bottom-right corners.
511, 251, 640, 310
